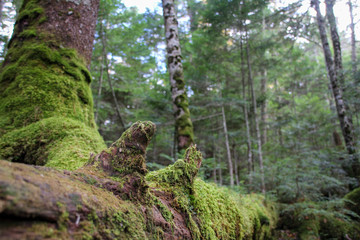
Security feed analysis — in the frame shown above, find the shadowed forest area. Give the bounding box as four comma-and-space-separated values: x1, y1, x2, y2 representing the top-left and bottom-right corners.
0, 0, 360, 239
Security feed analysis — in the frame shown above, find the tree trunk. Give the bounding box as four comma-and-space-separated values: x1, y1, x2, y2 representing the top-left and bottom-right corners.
162, 0, 194, 152
101, 25, 126, 132
0, 0, 4, 24
246, 34, 266, 194
222, 105, 234, 187
314, 0, 358, 178
240, 37, 253, 186
0, 122, 276, 239
94, 22, 105, 123
233, 143, 240, 186
0, 0, 105, 170
260, 70, 268, 146
347, 0, 357, 78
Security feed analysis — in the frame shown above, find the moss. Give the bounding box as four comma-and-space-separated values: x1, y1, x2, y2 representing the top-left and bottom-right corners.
146, 146, 277, 239
0, 0, 105, 169
0, 117, 105, 170
17, 0, 44, 23
344, 187, 360, 216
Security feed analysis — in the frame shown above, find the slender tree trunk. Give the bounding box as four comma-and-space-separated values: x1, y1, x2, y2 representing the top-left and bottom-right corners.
233, 143, 240, 186
240, 37, 253, 186
101, 27, 125, 132
347, 0, 357, 78
260, 70, 268, 146
94, 22, 105, 123
213, 139, 217, 184
222, 105, 234, 187
0, 0, 4, 24
246, 33, 266, 194
314, 0, 358, 177
162, 0, 194, 152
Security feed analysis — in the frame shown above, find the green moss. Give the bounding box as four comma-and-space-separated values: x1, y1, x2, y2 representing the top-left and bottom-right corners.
0, 0, 104, 169
344, 187, 360, 216
17, 0, 44, 23
146, 146, 276, 239
0, 117, 105, 170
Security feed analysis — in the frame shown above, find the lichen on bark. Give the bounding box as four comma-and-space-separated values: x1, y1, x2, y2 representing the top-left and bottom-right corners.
162, 0, 194, 152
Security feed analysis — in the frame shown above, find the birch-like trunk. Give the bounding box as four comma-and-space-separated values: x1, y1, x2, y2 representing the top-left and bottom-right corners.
94, 22, 105, 123
162, 0, 194, 152
246, 35, 266, 194
240, 38, 253, 186
347, 0, 357, 77
222, 105, 234, 187
314, 0, 358, 176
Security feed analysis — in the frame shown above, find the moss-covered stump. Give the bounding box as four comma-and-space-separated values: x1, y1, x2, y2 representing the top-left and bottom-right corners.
0, 122, 277, 239
0, 0, 105, 169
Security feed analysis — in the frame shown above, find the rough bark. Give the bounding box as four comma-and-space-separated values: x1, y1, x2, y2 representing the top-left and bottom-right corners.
221, 105, 234, 187
246, 35, 266, 194
313, 0, 359, 178
162, 0, 194, 152
0, 0, 105, 170
0, 122, 277, 239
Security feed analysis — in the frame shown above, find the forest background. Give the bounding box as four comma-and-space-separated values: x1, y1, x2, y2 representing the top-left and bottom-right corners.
0, 0, 360, 237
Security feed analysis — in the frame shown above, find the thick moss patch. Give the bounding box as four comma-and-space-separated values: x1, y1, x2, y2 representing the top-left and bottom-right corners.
0, 117, 105, 170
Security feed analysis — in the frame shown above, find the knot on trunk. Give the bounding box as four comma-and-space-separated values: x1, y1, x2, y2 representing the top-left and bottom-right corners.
87, 121, 156, 176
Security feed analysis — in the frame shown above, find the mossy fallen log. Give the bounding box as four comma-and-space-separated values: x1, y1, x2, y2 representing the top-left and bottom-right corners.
0, 121, 277, 239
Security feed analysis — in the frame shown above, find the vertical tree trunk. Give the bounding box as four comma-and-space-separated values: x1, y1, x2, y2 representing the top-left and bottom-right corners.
213, 139, 217, 184
314, 0, 358, 177
260, 70, 268, 146
240, 37, 253, 186
162, 0, 194, 152
222, 105, 234, 187
101, 26, 125, 132
246, 34, 266, 194
347, 0, 357, 78
314, 0, 356, 154
0, 0, 4, 24
94, 22, 105, 123
233, 143, 240, 186
0, 0, 105, 169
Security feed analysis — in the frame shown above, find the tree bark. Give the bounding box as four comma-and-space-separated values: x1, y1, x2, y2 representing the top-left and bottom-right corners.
314, 0, 359, 180
246, 33, 266, 194
347, 0, 357, 78
162, 0, 194, 152
222, 105, 234, 187
94, 22, 105, 123
0, 0, 105, 169
313, 0, 358, 175
0, 122, 276, 239
240, 37, 253, 186
260, 70, 268, 146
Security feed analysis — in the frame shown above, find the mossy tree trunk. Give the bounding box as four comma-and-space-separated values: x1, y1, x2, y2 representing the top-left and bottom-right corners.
162, 0, 194, 152
0, 121, 278, 239
0, 0, 105, 170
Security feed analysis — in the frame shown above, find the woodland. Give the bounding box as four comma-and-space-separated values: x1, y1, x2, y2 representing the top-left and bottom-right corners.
0, 0, 360, 239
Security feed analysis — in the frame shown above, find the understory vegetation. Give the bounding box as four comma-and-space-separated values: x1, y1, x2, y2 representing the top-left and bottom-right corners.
0, 0, 360, 239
